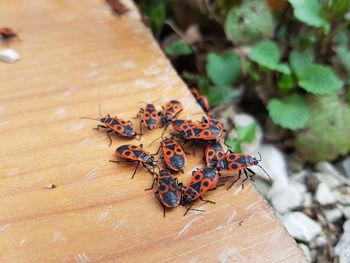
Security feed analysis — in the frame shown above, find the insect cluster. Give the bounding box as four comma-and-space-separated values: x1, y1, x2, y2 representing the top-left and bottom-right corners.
83, 95, 268, 217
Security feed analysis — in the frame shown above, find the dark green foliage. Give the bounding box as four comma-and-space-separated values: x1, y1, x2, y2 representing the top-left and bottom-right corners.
227, 123, 257, 153
165, 40, 192, 56
136, 0, 350, 161
296, 95, 350, 162
224, 0, 273, 45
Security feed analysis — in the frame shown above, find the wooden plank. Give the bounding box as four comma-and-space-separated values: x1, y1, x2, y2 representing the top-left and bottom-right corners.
0, 1, 306, 262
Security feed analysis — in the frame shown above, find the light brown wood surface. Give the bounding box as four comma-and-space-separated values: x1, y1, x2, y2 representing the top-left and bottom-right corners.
0, 1, 306, 262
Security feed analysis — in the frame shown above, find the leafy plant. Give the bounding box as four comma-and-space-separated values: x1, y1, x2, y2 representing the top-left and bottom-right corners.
165, 40, 192, 56
289, 50, 314, 77
296, 95, 350, 162
200, 52, 241, 106
206, 52, 241, 85
248, 38, 343, 132
267, 95, 309, 130
200, 83, 239, 106
227, 123, 257, 152
136, 0, 167, 37
136, 0, 350, 162
298, 64, 343, 94
224, 0, 273, 45
249, 40, 290, 74
288, 0, 329, 31
337, 46, 350, 72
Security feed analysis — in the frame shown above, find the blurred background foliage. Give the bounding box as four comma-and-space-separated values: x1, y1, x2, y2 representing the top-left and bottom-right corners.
136, 0, 350, 163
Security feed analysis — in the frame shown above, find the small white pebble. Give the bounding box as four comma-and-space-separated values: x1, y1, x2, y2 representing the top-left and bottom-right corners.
46, 184, 56, 189
0, 49, 20, 63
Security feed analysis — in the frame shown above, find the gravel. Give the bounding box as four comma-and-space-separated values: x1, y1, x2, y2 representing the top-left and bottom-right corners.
282, 212, 322, 243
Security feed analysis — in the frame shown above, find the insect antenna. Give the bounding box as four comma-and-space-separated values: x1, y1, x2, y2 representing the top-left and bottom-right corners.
80, 117, 99, 121
99, 102, 103, 118
148, 135, 163, 147
257, 152, 262, 162
161, 125, 169, 137
256, 164, 272, 183
138, 97, 162, 105
152, 97, 161, 104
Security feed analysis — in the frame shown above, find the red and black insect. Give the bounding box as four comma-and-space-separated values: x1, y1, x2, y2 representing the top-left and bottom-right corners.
171, 119, 196, 132
204, 139, 227, 169
136, 103, 163, 132
106, 0, 129, 15
154, 137, 188, 172
146, 169, 182, 217
81, 113, 138, 146
220, 153, 270, 189
0, 27, 18, 44
181, 167, 219, 215
110, 144, 157, 178
190, 88, 210, 114
162, 100, 183, 125
176, 119, 225, 141
203, 117, 224, 131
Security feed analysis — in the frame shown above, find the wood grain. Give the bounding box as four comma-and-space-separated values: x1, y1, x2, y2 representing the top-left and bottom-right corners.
0, 1, 306, 262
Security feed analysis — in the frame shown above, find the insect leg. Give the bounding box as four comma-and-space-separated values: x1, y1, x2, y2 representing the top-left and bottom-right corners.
241, 169, 252, 189
246, 168, 256, 182
207, 184, 225, 191
226, 170, 241, 190
109, 160, 134, 163
184, 203, 205, 216
199, 196, 216, 204
133, 108, 142, 119
139, 120, 143, 136
94, 125, 107, 130
192, 140, 196, 157
106, 131, 113, 147
131, 162, 140, 179
154, 191, 166, 218
161, 124, 168, 137
184, 203, 193, 216
174, 178, 184, 189
145, 178, 157, 191
142, 162, 155, 176
135, 132, 142, 141
152, 144, 162, 156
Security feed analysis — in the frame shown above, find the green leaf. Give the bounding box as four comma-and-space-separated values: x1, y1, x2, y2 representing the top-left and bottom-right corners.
289, 50, 314, 77
267, 94, 309, 130
249, 40, 291, 74
288, 0, 329, 31
337, 46, 350, 72
237, 123, 257, 143
276, 64, 292, 75
298, 64, 343, 94
198, 77, 211, 91
296, 95, 350, 162
165, 40, 192, 57
226, 138, 242, 153
241, 59, 260, 81
181, 71, 198, 82
297, 32, 317, 50
278, 74, 295, 91
249, 40, 279, 68
199, 85, 238, 107
224, 0, 273, 45
346, 89, 350, 104
206, 52, 241, 86
141, 1, 166, 36
334, 31, 349, 47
